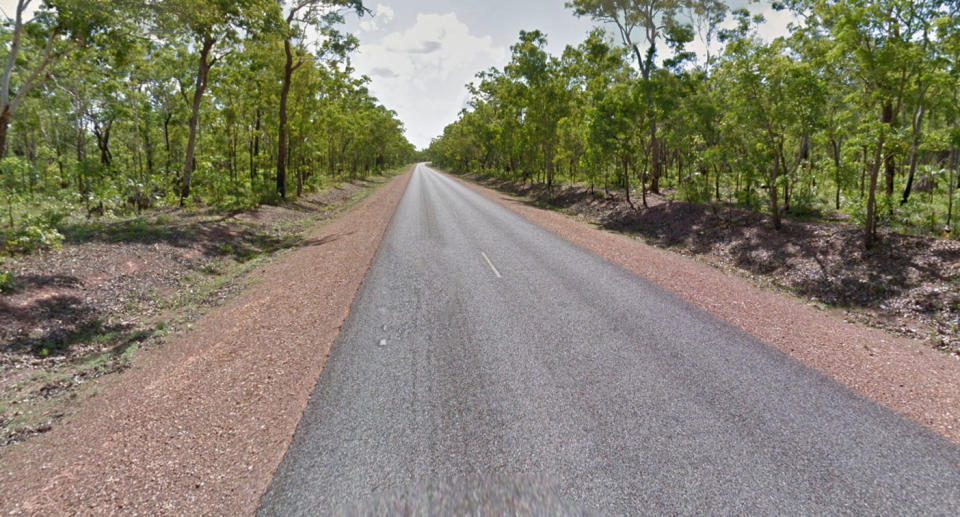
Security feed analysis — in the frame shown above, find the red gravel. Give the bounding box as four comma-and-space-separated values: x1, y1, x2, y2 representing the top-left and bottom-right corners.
450, 172, 960, 445
0, 168, 413, 515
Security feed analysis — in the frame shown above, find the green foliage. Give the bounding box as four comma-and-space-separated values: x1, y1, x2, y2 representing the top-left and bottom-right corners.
0, 0, 415, 256
0, 271, 14, 293
4, 220, 65, 254
429, 0, 960, 247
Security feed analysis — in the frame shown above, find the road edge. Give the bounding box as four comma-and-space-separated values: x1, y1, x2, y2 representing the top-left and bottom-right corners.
441, 167, 960, 445
0, 166, 416, 515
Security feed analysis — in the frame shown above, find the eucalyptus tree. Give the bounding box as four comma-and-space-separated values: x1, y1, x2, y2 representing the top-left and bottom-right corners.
567, 0, 726, 193
0, 0, 414, 236
274, 0, 367, 199
943, 13, 960, 231
801, 0, 950, 247
504, 31, 572, 188
592, 74, 645, 206
469, 69, 525, 176
716, 20, 814, 229
150, 0, 275, 202
139, 41, 192, 184
566, 30, 628, 193
0, 0, 120, 158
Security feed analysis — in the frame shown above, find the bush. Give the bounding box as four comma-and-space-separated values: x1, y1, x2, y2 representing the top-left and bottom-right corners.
678, 169, 713, 204
846, 193, 895, 230
5, 222, 64, 254
0, 271, 14, 293
38, 205, 72, 228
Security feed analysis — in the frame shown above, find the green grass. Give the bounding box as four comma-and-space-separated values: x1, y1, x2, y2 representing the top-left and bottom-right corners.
58, 216, 183, 245
200, 261, 224, 275
0, 271, 14, 292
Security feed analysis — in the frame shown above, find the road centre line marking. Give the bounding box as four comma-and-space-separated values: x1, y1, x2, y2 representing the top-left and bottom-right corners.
481, 251, 502, 279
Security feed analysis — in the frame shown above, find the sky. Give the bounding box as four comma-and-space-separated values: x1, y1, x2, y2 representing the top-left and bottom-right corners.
343, 1, 797, 149
0, 0, 795, 150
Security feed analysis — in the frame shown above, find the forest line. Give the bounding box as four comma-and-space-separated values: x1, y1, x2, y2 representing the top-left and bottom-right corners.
0, 0, 416, 254
427, 0, 960, 249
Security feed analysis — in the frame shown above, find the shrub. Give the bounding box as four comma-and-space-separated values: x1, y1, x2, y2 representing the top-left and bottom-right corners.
0, 271, 14, 293
38, 205, 72, 228
5, 222, 64, 254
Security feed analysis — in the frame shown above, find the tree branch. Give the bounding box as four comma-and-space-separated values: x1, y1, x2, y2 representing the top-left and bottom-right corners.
176, 77, 191, 106
10, 26, 61, 113
1, 0, 30, 108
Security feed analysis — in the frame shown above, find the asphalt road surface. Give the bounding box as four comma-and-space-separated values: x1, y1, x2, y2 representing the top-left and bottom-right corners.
259, 164, 960, 515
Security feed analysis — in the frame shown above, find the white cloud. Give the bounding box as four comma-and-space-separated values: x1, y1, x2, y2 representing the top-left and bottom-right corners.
352, 12, 507, 149
756, 5, 797, 42
358, 4, 396, 33
679, 4, 795, 65
0, 0, 37, 20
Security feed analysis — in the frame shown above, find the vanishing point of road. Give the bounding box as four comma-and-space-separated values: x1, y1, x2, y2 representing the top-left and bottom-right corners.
259, 164, 960, 514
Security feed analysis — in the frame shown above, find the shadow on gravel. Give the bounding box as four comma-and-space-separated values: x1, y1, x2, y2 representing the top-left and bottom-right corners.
8, 274, 85, 292
58, 218, 302, 262
1, 314, 135, 358
301, 232, 355, 248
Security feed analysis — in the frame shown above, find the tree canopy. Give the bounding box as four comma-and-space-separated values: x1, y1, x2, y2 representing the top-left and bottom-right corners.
429, 0, 960, 248
0, 0, 415, 229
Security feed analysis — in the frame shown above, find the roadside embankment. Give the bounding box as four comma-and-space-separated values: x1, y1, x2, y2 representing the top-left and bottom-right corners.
0, 167, 413, 514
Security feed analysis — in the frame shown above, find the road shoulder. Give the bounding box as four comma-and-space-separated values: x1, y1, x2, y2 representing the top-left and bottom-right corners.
446, 170, 960, 445
0, 168, 414, 515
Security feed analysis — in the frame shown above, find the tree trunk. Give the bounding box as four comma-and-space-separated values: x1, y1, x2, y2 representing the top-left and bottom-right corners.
276, 38, 299, 200
865, 144, 883, 249
622, 153, 633, 208
883, 104, 895, 198
230, 125, 238, 183
901, 104, 925, 205
860, 145, 867, 197
248, 136, 255, 186
640, 164, 648, 208
0, 108, 10, 159
831, 138, 842, 210
296, 141, 304, 197
714, 164, 720, 201
948, 149, 957, 232
181, 36, 216, 203
865, 105, 892, 249
142, 119, 154, 176
93, 121, 112, 166
163, 112, 172, 174
770, 148, 781, 230
75, 115, 86, 163
649, 122, 661, 193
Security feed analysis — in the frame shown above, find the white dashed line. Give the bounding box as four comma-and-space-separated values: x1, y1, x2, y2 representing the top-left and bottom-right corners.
481, 251, 502, 279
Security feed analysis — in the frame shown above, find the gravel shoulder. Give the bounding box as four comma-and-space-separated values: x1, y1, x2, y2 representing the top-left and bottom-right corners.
1, 176, 390, 450
448, 171, 960, 445
0, 167, 413, 514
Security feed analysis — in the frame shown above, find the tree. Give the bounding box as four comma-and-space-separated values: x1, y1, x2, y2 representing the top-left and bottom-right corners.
568, 0, 726, 193
274, 0, 366, 199
152, 0, 273, 203
0, 0, 116, 158
808, 0, 948, 247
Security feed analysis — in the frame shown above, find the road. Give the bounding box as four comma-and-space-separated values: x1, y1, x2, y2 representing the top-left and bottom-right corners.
259, 164, 960, 514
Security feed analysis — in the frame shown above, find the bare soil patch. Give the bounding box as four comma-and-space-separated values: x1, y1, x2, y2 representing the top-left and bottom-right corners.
0, 175, 389, 450
451, 171, 960, 444
461, 174, 960, 356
